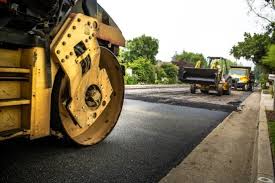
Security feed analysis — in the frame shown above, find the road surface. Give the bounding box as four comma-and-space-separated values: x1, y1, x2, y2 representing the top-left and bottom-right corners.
126, 86, 251, 112
0, 99, 229, 183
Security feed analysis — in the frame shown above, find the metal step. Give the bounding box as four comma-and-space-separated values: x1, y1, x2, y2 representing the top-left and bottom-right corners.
0, 76, 29, 81
0, 99, 30, 107
0, 128, 30, 141
0, 67, 30, 74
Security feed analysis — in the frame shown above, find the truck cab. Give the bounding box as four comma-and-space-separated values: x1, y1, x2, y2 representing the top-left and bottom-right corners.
229, 66, 254, 91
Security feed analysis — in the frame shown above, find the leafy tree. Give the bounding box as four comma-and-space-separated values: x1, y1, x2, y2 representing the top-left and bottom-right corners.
226, 59, 238, 67
120, 35, 159, 64
173, 50, 206, 66
127, 57, 156, 84
262, 44, 275, 69
161, 63, 179, 84
230, 32, 271, 65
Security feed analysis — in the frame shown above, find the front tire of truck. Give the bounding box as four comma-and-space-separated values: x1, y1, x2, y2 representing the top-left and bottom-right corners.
217, 84, 223, 96
190, 84, 196, 94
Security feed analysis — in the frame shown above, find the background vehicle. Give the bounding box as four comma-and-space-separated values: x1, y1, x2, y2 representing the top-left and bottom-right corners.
0, 0, 125, 146
179, 57, 232, 96
229, 66, 254, 91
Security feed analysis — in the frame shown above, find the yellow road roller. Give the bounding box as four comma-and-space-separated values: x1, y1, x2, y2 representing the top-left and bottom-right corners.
0, 0, 125, 146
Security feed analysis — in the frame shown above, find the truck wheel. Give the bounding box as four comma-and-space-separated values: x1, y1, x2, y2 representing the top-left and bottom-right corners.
190, 84, 196, 94
51, 47, 124, 146
248, 83, 253, 91
217, 84, 223, 96
243, 84, 249, 91
224, 87, 231, 95
200, 89, 209, 94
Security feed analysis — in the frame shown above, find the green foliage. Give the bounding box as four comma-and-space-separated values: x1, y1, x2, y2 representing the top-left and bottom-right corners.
231, 32, 271, 64
263, 44, 275, 69
154, 63, 179, 84
161, 63, 179, 84
259, 73, 269, 89
127, 58, 156, 84
268, 121, 275, 157
173, 50, 206, 66
226, 59, 238, 67
125, 74, 138, 85
155, 66, 167, 80
254, 64, 268, 81
120, 35, 159, 64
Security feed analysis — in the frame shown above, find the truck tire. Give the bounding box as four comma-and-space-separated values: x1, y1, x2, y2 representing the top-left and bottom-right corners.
217, 84, 223, 96
200, 89, 209, 94
224, 87, 231, 95
190, 84, 196, 94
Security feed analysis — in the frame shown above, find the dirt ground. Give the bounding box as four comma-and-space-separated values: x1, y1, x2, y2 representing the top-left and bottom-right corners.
125, 85, 252, 112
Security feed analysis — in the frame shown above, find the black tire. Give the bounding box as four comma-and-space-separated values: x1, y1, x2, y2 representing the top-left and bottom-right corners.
217, 84, 223, 96
242, 84, 248, 91
190, 84, 196, 94
200, 89, 209, 94
224, 87, 231, 95
50, 69, 73, 145
248, 83, 254, 91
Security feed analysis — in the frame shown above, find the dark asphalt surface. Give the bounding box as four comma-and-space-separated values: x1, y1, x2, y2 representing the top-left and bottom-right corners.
0, 99, 229, 183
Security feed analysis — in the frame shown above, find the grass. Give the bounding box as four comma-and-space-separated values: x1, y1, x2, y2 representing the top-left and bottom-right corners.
268, 121, 275, 156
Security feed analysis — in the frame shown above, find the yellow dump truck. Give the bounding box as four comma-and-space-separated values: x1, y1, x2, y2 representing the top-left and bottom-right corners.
0, 0, 125, 146
229, 66, 254, 91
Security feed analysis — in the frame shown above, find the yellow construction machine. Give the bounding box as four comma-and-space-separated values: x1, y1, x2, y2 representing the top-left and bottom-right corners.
229, 66, 254, 91
0, 0, 125, 145
179, 57, 232, 96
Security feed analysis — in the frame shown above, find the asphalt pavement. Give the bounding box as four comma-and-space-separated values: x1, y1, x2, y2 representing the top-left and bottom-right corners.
0, 99, 228, 183
125, 86, 251, 112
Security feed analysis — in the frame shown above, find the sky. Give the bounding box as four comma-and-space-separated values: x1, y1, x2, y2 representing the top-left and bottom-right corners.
98, 0, 268, 67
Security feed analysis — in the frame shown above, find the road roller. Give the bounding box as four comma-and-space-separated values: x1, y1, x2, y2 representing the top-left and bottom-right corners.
0, 0, 125, 145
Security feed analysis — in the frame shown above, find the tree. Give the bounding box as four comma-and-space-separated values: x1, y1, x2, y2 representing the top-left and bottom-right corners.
226, 59, 238, 67
246, 0, 275, 24
173, 50, 206, 66
127, 57, 156, 84
263, 44, 275, 69
120, 35, 159, 64
161, 63, 179, 84
230, 32, 271, 65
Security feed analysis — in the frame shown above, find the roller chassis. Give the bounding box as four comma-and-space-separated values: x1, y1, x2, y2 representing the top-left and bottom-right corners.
0, 0, 125, 145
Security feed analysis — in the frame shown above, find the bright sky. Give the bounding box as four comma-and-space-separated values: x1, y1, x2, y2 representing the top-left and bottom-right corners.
98, 0, 267, 67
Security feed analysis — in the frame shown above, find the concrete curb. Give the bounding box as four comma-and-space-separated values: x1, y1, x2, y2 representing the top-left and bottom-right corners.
255, 92, 274, 183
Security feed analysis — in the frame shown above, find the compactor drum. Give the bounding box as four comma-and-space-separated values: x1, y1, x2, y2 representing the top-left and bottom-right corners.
0, 0, 125, 145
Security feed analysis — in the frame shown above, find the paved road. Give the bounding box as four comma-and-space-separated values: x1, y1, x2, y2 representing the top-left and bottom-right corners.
0, 99, 228, 183
125, 86, 251, 112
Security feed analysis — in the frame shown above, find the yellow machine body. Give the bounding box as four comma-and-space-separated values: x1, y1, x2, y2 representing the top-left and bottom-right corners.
0, 13, 125, 145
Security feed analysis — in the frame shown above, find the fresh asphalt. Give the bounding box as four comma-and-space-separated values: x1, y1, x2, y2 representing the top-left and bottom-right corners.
0, 99, 229, 183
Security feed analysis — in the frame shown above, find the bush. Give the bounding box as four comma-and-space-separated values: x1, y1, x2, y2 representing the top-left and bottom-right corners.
127, 58, 156, 84
161, 63, 179, 84
259, 73, 269, 89
125, 74, 138, 85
